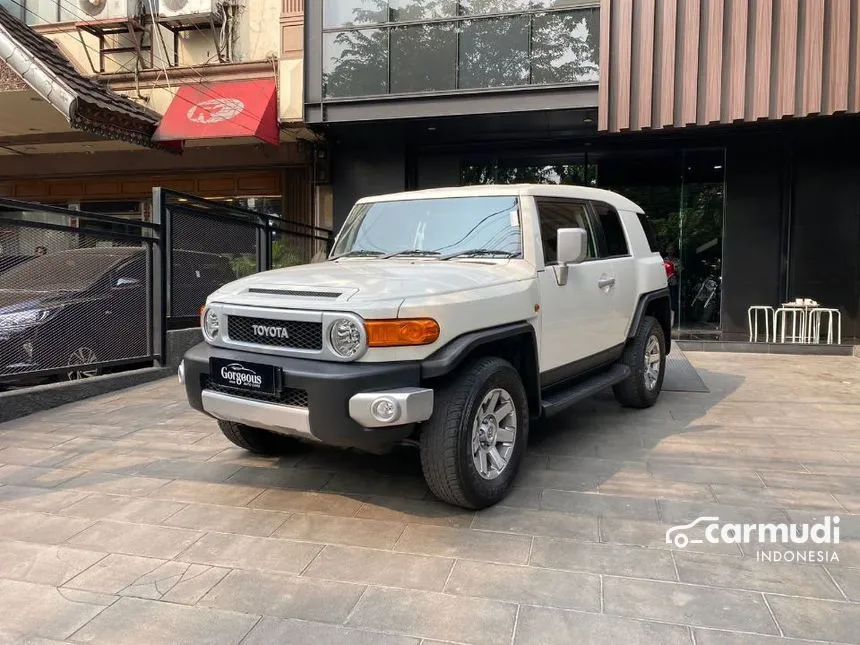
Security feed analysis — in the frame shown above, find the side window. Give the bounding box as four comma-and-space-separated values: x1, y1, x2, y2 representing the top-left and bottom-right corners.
592, 202, 630, 257
535, 199, 596, 264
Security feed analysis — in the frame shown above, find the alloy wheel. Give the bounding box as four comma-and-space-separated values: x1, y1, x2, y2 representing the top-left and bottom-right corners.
471, 387, 517, 480
644, 335, 661, 390
67, 347, 99, 380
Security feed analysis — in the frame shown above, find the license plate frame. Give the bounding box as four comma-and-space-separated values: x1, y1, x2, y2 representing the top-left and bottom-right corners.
209, 357, 280, 395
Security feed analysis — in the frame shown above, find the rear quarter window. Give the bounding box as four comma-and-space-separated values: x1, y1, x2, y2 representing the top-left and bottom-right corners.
636, 212, 659, 253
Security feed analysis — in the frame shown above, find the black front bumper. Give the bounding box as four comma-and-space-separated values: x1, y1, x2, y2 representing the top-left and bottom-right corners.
182, 342, 422, 452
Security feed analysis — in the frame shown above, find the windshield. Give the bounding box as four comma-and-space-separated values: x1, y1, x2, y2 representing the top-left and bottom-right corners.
0, 249, 135, 291
331, 196, 522, 259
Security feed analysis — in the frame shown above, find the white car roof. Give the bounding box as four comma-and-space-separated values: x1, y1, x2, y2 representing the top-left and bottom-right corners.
356, 184, 644, 214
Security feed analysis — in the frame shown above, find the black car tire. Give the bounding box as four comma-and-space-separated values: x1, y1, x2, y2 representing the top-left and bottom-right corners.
613, 315, 666, 409
217, 420, 304, 454
420, 357, 528, 510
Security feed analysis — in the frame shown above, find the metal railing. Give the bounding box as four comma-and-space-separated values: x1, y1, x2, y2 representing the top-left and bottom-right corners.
0, 199, 159, 384
0, 189, 333, 385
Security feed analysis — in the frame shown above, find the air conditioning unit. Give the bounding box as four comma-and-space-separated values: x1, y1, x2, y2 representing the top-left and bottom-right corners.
158, 0, 223, 22
77, 0, 140, 20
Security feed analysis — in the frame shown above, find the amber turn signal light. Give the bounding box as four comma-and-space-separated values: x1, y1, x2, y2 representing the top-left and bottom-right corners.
366, 319, 440, 347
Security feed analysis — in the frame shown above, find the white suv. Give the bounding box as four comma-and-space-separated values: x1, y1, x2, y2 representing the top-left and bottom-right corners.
180, 185, 671, 509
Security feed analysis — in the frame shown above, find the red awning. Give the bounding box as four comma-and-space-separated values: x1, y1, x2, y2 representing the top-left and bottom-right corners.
153, 79, 279, 146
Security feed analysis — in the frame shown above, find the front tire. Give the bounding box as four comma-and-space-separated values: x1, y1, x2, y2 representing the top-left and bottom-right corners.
217, 420, 303, 455
420, 357, 528, 510
613, 315, 666, 408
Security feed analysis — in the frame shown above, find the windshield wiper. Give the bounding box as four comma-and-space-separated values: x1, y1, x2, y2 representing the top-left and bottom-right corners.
379, 249, 442, 259
440, 249, 517, 261
330, 249, 384, 260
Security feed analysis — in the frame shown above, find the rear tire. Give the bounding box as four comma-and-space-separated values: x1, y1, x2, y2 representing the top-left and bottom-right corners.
420, 357, 528, 510
217, 420, 303, 455
613, 315, 666, 409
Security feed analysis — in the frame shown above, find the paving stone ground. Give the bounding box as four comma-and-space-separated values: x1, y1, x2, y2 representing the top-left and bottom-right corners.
0, 352, 859, 644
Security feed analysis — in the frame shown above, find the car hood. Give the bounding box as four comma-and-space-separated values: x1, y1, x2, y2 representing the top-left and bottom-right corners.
208, 259, 535, 312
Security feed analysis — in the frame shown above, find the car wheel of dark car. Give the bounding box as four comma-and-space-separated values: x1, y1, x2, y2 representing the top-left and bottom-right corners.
66, 346, 101, 380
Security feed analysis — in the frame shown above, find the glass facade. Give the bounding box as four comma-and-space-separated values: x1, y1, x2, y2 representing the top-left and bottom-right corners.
322, 1, 599, 98
459, 149, 726, 336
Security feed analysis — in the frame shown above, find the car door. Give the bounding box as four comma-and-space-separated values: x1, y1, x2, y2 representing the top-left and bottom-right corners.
536, 198, 617, 381
590, 201, 638, 346
103, 256, 148, 360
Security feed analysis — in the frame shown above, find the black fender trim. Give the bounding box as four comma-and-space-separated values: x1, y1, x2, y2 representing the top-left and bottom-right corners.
627, 287, 672, 352
420, 321, 538, 381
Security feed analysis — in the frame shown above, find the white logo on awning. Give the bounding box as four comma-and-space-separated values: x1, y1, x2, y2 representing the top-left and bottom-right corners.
186, 98, 245, 124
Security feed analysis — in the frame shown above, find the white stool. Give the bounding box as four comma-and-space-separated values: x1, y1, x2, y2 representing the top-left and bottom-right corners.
747, 306, 774, 342
775, 307, 808, 343
808, 308, 841, 345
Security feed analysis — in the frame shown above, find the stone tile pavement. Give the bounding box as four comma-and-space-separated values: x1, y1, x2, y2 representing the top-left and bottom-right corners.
0, 352, 858, 644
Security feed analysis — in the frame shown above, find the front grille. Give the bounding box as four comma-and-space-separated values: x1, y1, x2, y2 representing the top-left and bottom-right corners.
226, 315, 322, 350
202, 376, 309, 408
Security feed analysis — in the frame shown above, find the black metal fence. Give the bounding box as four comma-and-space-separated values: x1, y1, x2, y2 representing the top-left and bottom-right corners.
0, 189, 333, 385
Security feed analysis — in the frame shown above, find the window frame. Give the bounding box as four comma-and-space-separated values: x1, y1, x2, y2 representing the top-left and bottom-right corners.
534, 196, 598, 266
588, 200, 631, 259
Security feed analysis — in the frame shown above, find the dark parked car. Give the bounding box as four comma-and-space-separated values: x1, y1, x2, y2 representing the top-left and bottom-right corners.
0, 246, 234, 384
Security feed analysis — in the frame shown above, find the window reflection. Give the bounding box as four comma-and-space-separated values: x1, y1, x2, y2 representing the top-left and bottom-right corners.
389, 0, 458, 21
459, 16, 530, 89
324, 29, 389, 98
323, 0, 388, 28
531, 9, 599, 84
321, 4, 601, 97
391, 23, 457, 93
459, 0, 532, 15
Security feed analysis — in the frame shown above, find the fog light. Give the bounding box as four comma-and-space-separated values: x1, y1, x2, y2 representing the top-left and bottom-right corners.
178, 360, 185, 384
370, 396, 400, 424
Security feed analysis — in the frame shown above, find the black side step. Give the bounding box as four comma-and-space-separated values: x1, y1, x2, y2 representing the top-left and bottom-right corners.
540, 364, 631, 418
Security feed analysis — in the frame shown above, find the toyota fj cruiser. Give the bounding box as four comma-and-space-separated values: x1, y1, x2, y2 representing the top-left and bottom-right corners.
180, 185, 671, 509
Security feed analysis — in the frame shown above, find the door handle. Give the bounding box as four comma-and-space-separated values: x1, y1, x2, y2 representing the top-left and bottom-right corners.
597, 276, 616, 289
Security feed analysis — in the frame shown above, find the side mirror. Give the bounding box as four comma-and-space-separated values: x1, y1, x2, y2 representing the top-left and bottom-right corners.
553, 228, 587, 286
114, 277, 140, 288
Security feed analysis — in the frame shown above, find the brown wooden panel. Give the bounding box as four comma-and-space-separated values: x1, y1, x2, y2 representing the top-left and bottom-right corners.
16, 182, 47, 197
196, 177, 237, 194
634, 0, 656, 129
701, 0, 724, 123
598, 0, 612, 131
852, 0, 860, 112
49, 181, 85, 198
237, 173, 280, 193
85, 182, 122, 196
800, 0, 825, 115
656, 0, 677, 128
679, 0, 700, 125
773, 0, 798, 118
825, 0, 851, 113
749, 0, 773, 120
723, 0, 748, 122
282, 167, 311, 225
615, 0, 633, 130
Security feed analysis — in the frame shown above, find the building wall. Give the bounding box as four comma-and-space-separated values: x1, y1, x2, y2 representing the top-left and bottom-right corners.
598, 0, 860, 132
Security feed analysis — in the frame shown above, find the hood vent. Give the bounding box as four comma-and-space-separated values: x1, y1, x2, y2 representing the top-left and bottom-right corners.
248, 288, 342, 299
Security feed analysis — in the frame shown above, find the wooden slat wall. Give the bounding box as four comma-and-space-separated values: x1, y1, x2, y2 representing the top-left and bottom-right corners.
599, 0, 860, 132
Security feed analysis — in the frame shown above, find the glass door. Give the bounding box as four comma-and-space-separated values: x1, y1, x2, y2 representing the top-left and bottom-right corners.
678, 150, 725, 334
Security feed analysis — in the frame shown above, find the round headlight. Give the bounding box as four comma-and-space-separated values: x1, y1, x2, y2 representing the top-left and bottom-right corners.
202, 308, 220, 340
329, 318, 362, 358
